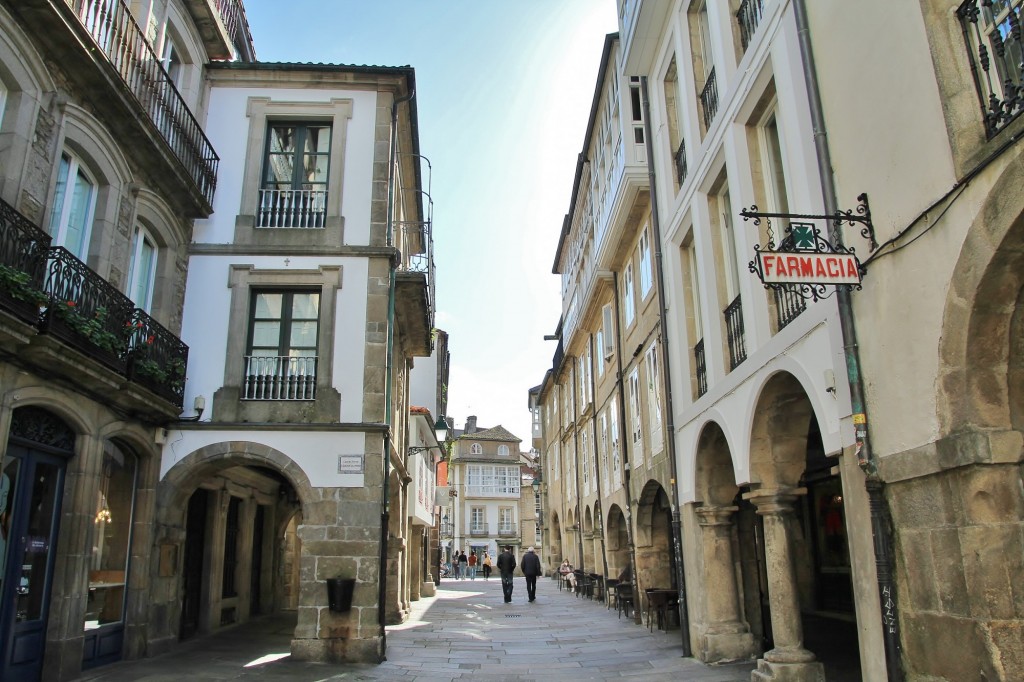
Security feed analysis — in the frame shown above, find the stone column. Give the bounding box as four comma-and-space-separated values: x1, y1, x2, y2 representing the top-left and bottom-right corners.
744, 489, 824, 682
201, 488, 229, 634
236, 496, 256, 623
694, 505, 758, 663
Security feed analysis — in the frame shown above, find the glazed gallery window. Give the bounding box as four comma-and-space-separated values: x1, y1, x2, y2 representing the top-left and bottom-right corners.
244, 290, 319, 400
47, 152, 97, 261
84, 442, 137, 631
126, 226, 157, 312
258, 123, 331, 228
466, 465, 520, 496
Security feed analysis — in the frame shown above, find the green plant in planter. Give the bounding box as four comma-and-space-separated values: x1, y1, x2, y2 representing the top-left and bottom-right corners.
133, 354, 186, 393
0, 263, 47, 307
53, 303, 127, 355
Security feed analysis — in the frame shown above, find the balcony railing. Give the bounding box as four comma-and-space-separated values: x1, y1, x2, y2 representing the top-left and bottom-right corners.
737, 0, 765, 51
469, 524, 490, 537
0, 199, 188, 405
243, 355, 317, 400
694, 337, 707, 397
674, 139, 688, 186
214, 0, 243, 46
724, 295, 747, 370
958, 0, 1024, 137
700, 66, 719, 131
257, 189, 327, 228
497, 526, 518, 537
73, 0, 219, 203
774, 285, 807, 330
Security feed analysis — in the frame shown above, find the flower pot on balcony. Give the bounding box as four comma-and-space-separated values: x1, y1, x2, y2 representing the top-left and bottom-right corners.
326, 577, 356, 613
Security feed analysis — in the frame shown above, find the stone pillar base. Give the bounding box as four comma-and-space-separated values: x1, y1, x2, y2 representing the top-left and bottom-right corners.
751, 657, 825, 682
291, 635, 382, 664
421, 581, 436, 597
699, 627, 759, 664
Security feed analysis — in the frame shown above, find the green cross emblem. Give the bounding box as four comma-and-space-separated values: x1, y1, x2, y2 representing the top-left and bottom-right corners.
791, 223, 815, 250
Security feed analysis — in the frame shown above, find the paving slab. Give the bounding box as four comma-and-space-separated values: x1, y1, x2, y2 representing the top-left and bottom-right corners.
75, 576, 755, 681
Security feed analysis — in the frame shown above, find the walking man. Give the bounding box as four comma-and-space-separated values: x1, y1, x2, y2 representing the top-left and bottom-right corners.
468, 550, 478, 579
497, 545, 516, 603
521, 546, 541, 602
458, 549, 468, 580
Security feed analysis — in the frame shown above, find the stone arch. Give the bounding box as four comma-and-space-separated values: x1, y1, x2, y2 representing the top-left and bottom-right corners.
583, 505, 593, 532
2, 384, 97, 439
157, 441, 314, 524
694, 420, 739, 505
549, 510, 563, 562
605, 504, 629, 577
634, 479, 674, 591
748, 370, 818, 488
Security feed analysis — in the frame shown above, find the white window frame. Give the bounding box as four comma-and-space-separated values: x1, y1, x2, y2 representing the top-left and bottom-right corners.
646, 344, 664, 456
599, 412, 610, 492
628, 367, 643, 467
498, 507, 516, 533
602, 303, 615, 360
610, 396, 621, 489
595, 327, 605, 377
127, 225, 158, 312
470, 506, 486, 533
581, 430, 590, 496
639, 226, 653, 298
623, 263, 635, 326
718, 187, 741, 302
553, 441, 560, 481
470, 443, 482, 455
48, 151, 98, 261
497, 444, 510, 456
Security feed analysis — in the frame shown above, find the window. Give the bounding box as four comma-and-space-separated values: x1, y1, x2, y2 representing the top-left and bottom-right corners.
629, 76, 645, 160
499, 507, 516, 534
623, 263, 635, 326
602, 303, 615, 360
127, 226, 157, 312
639, 226, 653, 298
599, 412, 610, 492
48, 152, 97, 261
470, 507, 486, 533
566, 445, 575, 499
470, 443, 483, 455
553, 442, 560, 481
610, 396, 621, 488
497, 444, 510, 456
595, 327, 605, 377
84, 441, 137, 632
244, 290, 319, 400
160, 35, 183, 88
259, 123, 331, 228
466, 465, 520, 496
646, 345, 664, 455
628, 367, 643, 467
716, 188, 741, 302
581, 430, 590, 495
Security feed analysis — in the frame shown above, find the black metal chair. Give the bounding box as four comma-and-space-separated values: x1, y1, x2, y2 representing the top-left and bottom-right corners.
604, 578, 620, 610
615, 583, 634, 619
645, 589, 678, 632
589, 574, 604, 602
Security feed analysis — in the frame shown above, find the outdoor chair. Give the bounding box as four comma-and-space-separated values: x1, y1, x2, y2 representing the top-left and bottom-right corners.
589, 573, 604, 602
645, 588, 678, 632
604, 578, 620, 610
615, 583, 634, 619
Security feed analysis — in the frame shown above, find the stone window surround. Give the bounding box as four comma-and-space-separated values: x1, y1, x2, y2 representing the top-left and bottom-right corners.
215, 264, 342, 422
234, 97, 353, 248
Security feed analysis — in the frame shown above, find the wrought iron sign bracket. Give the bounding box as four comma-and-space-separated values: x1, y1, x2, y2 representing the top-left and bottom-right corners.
741, 194, 875, 302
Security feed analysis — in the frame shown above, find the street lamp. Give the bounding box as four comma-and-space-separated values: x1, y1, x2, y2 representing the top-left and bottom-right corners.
410, 415, 449, 454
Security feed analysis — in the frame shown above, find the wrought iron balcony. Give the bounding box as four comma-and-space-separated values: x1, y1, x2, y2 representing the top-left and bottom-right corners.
958, 0, 1024, 137
737, 0, 765, 51
394, 219, 435, 357
700, 66, 719, 132
497, 526, 518, 537
469, 524, 490, 537
694, 338, 708, 397
73, 0, 219, 204
0, 198, 188, 408
774, 285, 806, 330
674, 139, 688, 186
242, 355, 317, 400
724, 295, 747, 370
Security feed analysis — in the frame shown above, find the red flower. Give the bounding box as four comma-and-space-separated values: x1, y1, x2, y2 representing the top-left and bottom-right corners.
65, 301, 75, 307
146, 335, 155, 345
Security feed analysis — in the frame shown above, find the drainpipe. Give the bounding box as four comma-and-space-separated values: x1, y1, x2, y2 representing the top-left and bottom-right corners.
612, 274, 642, 625
791, 2, 901, 679
640, 76, 692, 657
588, 332, 611, 582
378, 85, 416, 662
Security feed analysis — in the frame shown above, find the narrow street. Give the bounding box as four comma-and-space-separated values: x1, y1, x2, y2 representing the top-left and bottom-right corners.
77, 577, 755, 681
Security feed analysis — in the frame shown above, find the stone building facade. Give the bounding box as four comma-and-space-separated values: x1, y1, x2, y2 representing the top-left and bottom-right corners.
0, 1, 438, 679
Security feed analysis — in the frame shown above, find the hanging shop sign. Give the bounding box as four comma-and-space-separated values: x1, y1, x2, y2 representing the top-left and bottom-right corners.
742, 194, 876, 302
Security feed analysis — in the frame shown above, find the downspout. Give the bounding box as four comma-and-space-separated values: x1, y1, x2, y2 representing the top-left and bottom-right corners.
640, 76, 692, 657
378, 86, 415, 662
791, 2, 902, 679
612, 274, 642, 624
588, 331, 611, 582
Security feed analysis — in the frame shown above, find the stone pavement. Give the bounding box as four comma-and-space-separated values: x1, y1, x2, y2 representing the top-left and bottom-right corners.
76, 576, 756, 681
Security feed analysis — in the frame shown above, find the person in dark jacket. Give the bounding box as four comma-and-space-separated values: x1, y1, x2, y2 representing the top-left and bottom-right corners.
520, 546, 542, 602
496, 546, 517, 603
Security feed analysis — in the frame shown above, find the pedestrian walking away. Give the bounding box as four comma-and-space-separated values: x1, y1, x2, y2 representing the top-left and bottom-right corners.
496, 545, 516, 603
452, 549, 461, 580
482, 551, 492, 580
458, 549, 468, 580
468, 550, 478, 579
521, 545, 542, 602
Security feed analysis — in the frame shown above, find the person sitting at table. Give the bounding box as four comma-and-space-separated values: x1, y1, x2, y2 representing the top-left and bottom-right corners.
559, 560, 576, 588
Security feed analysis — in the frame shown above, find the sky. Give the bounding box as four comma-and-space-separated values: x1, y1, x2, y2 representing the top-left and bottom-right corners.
245, 1, 619, 445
